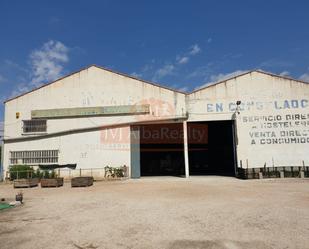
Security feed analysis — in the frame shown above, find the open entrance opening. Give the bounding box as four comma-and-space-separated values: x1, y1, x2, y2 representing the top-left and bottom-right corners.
139, 123, 185, 176
188, 120, 236, 176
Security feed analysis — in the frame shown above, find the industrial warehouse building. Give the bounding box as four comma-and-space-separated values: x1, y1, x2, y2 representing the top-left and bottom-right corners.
2, 65, 309, 179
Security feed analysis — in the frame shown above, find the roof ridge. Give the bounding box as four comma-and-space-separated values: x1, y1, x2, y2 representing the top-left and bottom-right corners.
190, 69, 309, 94
254, 69, 309, 84
3, 66, 308, 103
91, 64, 187, 94
4, 65, 94, 103
190, 70, 255, 93
4, 64, 187, 103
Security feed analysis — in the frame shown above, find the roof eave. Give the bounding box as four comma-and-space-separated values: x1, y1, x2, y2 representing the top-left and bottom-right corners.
3, 64, 187, 104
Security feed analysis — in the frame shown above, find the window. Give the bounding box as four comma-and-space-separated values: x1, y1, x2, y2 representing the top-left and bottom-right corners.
23, 120, 47, 133
10, 150, 58, 165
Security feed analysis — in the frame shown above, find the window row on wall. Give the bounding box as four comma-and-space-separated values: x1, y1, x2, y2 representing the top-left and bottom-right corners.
10, 150, 59, 164
23, 119, 47, 133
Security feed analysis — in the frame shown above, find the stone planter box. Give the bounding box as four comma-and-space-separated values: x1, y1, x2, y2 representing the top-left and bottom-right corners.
71, 176, 94, 187
41, 178, 64, 188
102, 177, 129, 181
14, 178, 39, 188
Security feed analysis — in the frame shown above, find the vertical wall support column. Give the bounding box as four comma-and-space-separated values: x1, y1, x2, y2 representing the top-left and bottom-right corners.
130, 126, 141, 179
183, 121, 189, 178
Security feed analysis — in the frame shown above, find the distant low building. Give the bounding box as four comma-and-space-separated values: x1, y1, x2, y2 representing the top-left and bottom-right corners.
2, 65, 309, 179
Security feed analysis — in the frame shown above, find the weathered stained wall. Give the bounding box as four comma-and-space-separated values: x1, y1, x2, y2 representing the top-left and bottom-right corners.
3, 126, 131, 176
188, 71, 309, 168
3, 66, 186, 174
4, 66, 186, 138
3, 68, 309, 178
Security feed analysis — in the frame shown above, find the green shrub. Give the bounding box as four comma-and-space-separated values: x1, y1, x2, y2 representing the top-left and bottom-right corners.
114, 168, 124, 177
9, 165, 34, 180
40, 170, 57, 179
43, 170, 50, 178
50, 170, 56, 178
104, 166, 124, 178
33, 169, 44, 179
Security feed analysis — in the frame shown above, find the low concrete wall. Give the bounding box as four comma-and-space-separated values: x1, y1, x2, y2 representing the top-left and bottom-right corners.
237, 166, 309, 179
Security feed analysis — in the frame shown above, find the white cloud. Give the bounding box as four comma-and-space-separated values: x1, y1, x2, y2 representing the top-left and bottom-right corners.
9, 83, 32, 99
195, 70, 248, 90
177, 86, 189, 92
187, 64, 213, 79
152, 64, 175, 81
177, 56, 189, 64
141, 63, 154, 73
260, 59, 292, 68
299, 73, 309, 82
0, 40, 70, 104
279, 71, 290, 76
0, 74, 6, 83
134, 43, 201, 81
189, 44, 201, 55
131, 72, 143, 78
151, 44, 201, 80
4, 60, 28, 73
209, 70, 247, 83
30, 40, 69, 86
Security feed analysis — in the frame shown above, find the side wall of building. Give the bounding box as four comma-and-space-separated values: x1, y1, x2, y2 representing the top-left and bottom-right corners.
3, 126, 131, 178
3, 68, 309, 178
3, 66, 186, 176
4, 66, 186, 138
188, 72, 309, 168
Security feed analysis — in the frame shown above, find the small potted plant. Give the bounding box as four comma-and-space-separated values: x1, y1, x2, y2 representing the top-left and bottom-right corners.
40, 170, 64, 188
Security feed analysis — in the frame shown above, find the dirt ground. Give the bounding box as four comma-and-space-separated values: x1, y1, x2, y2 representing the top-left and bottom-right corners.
0, 177, 308, 249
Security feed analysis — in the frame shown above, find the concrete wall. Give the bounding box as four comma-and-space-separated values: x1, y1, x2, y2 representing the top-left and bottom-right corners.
3, 126, 131, 177
188, 71, 309, 168
4, 66, 186, 138
3, 66, 186, 175
3, 68, 309, 177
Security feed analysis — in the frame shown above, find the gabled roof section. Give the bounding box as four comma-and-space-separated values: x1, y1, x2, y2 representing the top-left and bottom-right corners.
255, 69, 309, 85
4, 64, 186, 103
191, 69, 309, 94
93, 65, 186, 94
4, 65, 92, 103
4, 66, 309, 103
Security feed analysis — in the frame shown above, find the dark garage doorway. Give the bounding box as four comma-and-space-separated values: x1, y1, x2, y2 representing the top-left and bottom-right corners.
188, 121, 236, 176
139, 123, 185, 176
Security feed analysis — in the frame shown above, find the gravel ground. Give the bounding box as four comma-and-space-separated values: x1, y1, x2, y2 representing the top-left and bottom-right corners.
0, 176, 308, 249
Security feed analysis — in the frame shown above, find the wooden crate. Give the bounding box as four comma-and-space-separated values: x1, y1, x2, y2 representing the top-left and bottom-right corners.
41, 178, 64, 188
71, 177, 94, 187
14, 178, 39, 188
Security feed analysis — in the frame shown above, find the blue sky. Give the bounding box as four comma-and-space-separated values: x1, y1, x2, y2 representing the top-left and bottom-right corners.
1, 0, 309, 129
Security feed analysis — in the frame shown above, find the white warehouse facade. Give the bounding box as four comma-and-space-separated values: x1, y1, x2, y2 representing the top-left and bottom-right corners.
2, 65, 309, 179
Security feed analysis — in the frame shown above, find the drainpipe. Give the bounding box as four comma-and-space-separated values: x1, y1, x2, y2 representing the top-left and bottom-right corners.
233, 101, 241, 177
